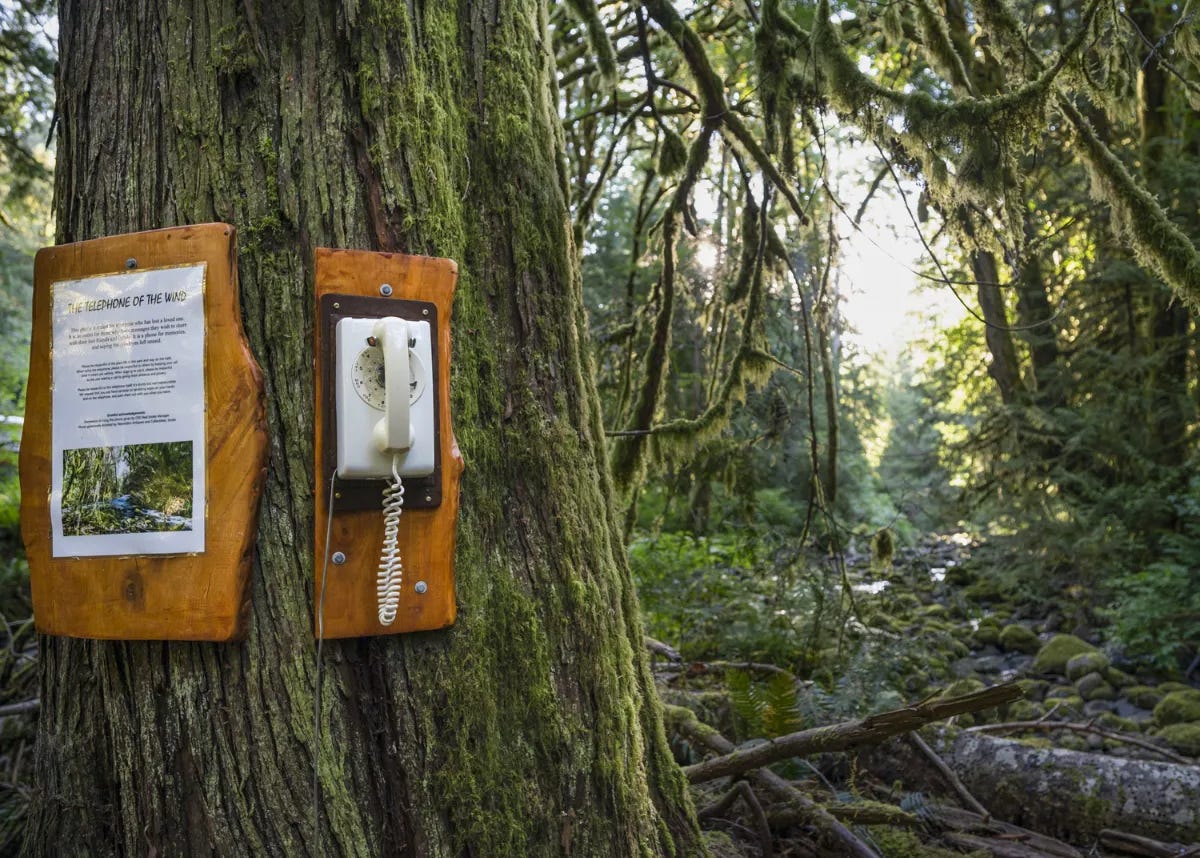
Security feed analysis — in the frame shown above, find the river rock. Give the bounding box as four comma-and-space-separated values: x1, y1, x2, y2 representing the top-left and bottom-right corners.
1154, 689, 1200, 727
1065, 651, 1109, 681
1033, 634, 1097, 675
1076, 672, 1116, 701
998, 624, 1040, 654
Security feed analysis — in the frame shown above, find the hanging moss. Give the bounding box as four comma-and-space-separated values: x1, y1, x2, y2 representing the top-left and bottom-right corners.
914, 0, 973, 92
658, 126, 689, 177
562, 0, 618, 85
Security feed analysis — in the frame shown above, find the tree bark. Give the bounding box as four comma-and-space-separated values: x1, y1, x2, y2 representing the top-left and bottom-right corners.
28, 2, 702, 856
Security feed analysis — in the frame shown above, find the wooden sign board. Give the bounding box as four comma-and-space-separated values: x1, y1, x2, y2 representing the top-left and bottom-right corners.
21, 224, 267, 641
313, 249, 462, 639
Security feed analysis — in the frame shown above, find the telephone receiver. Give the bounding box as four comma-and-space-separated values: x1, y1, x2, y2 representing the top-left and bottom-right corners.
334, 316, 435, 480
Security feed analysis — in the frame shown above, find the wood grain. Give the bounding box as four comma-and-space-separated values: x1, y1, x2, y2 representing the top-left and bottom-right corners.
21, 223, 268, 641
313, 249, 462, 638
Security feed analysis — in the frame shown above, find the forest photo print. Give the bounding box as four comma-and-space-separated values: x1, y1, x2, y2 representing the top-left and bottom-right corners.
60, 440, 193, 535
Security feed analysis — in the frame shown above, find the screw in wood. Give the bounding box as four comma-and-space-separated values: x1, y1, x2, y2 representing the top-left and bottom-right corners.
380, 283, 393, 296
332, 552, 346, 565
415, 581, 427, 594
125, 258, 137, 269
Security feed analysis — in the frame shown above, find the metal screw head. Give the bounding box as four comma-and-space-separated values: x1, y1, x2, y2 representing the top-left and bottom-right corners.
415, 581, 428, 594
422, 308, 429, 316
333, 302, 340, 309
332, 551, 346, 565
125, 258, 137, 270
379, 283, 393, 297
424, 495, 432, 503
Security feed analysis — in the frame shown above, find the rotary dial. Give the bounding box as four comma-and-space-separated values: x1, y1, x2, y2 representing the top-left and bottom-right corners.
351, 346, 427, 410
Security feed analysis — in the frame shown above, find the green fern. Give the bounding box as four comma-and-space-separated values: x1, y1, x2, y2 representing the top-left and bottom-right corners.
761, 672, 804, 738
727, 669, 803, 739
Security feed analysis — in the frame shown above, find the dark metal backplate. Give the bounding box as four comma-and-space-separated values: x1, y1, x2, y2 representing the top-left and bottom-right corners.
319, 293, 442, 511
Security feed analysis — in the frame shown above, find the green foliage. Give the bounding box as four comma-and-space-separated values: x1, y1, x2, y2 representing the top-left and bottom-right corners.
629, 531, 831, 666
726, 669, 803, 739
1105, 562, 1200, 673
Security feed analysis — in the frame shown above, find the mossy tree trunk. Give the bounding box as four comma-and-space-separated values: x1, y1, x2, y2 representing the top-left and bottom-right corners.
27, 2, 702, 856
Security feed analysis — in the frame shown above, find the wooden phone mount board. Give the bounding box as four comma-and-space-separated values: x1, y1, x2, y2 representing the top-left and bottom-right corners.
313, 249, 462, 639
21, 224, 267, 641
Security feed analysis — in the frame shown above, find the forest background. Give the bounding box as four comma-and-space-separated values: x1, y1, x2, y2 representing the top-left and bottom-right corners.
1, 0, 1199, 853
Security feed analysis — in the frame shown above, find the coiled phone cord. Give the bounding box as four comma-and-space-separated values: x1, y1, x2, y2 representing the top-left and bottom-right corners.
377, 455, 405, 625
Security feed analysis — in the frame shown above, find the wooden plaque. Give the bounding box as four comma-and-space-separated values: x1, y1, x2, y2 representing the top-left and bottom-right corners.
313, 249, 462, 639
21, 224, 267, 641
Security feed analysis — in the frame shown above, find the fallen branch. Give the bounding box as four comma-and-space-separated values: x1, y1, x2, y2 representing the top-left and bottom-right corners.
666, 705, 880, 858
929, 805, 1082, 858
772, 801, 922, 829
698, 781, 773, 855
965, 720, 1192, 765
908, 731, 990, 819
645, 637, 682, 663
0, 698, 39, 717
1099, 828, 1200, 857
682, 681, 1022, 784
944, 831, 1073, 858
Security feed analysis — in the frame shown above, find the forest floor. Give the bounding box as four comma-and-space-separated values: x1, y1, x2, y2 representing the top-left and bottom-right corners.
656, 534, 1200, 857
0, 533, 1197, 855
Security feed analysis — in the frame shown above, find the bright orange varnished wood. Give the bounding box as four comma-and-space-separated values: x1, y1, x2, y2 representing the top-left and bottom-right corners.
21, 224, 268, 641
313, 249, 461, 639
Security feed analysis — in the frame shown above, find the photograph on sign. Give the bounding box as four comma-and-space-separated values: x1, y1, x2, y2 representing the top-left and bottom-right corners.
49, 264, 206, 557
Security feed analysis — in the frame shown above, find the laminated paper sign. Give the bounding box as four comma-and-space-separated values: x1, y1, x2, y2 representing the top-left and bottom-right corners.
50, 265, 206, 557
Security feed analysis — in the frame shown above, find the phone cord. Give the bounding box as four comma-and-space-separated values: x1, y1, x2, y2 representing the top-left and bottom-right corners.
377, 457, 405, 625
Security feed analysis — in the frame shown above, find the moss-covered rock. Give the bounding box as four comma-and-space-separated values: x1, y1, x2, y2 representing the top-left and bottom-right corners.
1096, 712, 1141, 733
1076, 672, 1117, 701
702, 830, 745, 858
922, 603, 950, 618
1102, 667, 1137, 689
998, 624, 1040, 655
1033, 634, 1097, 674
1065, 651, 1110, 681
1158, 723, 1200, 756
1006, 699, 1043, 721
1153, 689, 1200, 727
1127, 685, 1162, 710
864, 826, 974, 858
946, 565, 974, 586
972, 625, 1001, 648
1045, 685, 1077, 700
1158, 681, 1194, 694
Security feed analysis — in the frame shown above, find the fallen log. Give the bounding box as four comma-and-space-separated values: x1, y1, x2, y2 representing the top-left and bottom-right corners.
682, 681, 1021, 783
860, 729, 1200, 843
1099, 828, 1200, 857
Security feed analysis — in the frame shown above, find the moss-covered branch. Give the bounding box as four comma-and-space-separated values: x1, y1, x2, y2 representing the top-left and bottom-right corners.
681, 681, 1022, 784
609, 124, 716, 493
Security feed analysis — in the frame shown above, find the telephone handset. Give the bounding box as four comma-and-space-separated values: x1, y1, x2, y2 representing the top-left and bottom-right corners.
334, 315, 435, 625
334, 316, 435, 480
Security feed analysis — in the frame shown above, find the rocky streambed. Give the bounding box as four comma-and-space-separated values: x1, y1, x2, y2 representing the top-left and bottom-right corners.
850, 533, 1200, 762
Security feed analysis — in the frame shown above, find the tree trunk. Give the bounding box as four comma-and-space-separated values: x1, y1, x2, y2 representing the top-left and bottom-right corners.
27, 3, 702, 856
972, 249, 1021, 404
